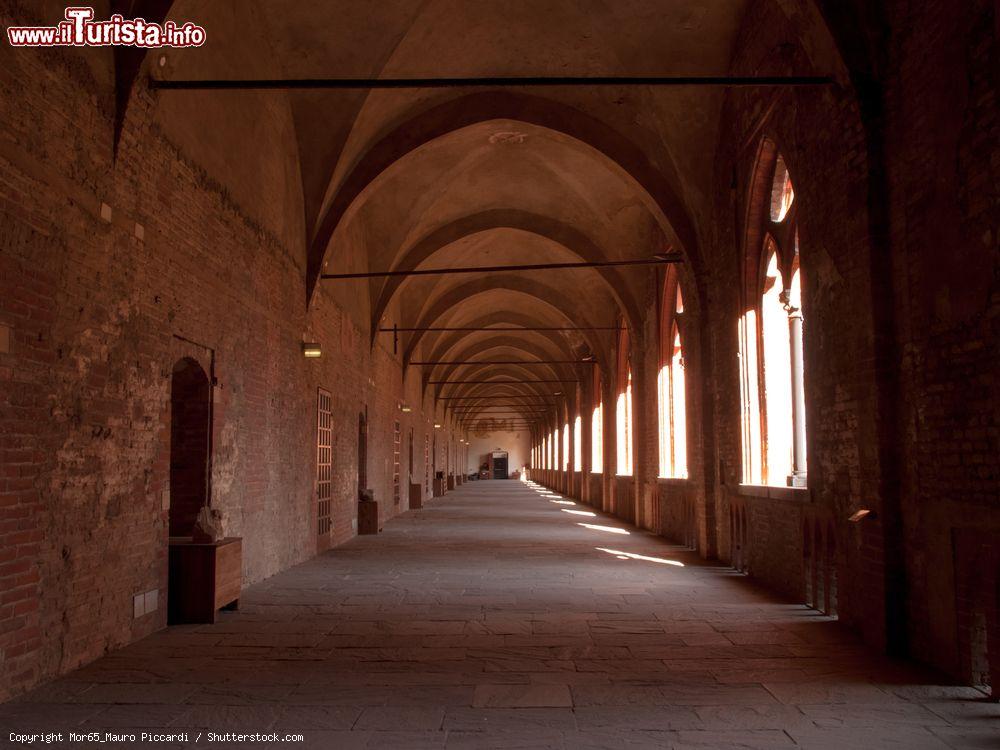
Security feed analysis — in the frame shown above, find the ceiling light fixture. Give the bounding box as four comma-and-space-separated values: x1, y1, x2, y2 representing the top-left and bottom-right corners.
302, 342, 322, 358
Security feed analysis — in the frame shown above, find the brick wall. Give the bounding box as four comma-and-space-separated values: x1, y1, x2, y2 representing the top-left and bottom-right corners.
0, 6, 441, 699
0, 0, 994, 699
167, 358, 209, 536
880, 0, 999, 677
545, 0, 998, 686
700, 0, 886, 649
697, 0, 999, 681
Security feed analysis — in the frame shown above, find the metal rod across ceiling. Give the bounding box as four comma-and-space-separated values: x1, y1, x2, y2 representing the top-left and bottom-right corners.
150, 75, 834, 91
458, 414, 544, 422
380, 326, 623, 332
450, 404, 554, 414
320, 256, 679, 280
458, 420, 544, 423
451, 405, 552, 409
441, 406, 560, 410
457, 420, 546, 423
437, 395, 563, 400
413, 359, 594, 365
430, 379, 578, 384
452, 409, 552, 417
447, 404, 556, 408
459, 414, 543, 418
442, 406, 559, 409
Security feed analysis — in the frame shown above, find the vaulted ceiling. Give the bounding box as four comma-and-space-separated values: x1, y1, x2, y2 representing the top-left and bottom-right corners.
108, 0, 849, 429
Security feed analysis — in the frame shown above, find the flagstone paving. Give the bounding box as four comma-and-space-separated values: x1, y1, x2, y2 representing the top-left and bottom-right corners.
3, 480, 996, 748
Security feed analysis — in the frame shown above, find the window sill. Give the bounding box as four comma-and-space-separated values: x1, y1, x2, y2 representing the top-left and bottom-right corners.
657, 477, 691, 485
736, 483, 810, 502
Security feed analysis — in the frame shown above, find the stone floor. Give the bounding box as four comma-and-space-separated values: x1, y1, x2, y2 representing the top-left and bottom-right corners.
3, 480, 996, 749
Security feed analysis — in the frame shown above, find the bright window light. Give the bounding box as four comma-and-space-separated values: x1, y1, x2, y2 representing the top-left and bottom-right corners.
670, 328, 687, 478
573, 415, 582, 472
616, 370, 633, 475
762, 251, 793, 483
591, 401, 603, 473
657, 362, 669, 477
770, 155, 795, 222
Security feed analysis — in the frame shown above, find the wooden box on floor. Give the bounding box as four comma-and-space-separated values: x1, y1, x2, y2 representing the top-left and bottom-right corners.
168, 537, 241, 624
358, 500, 380, 534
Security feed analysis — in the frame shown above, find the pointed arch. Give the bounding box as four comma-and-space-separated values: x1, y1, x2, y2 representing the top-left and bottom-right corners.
307, 91, 701, 299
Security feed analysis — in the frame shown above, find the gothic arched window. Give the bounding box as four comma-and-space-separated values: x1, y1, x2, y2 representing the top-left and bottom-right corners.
658, 276, 688, 478
615, 324, 633, 476
591, 368, 603, 474
740, 146, 808, 487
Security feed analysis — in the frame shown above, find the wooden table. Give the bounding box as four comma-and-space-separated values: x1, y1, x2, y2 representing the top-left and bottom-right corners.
168, 537, 242, 624
358, 500, 380, 534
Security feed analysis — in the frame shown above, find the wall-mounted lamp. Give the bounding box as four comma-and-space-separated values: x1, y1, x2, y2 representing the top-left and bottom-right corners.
400, 403, 412, 413
434, 423, 442, 429
302, 342, 322, 358
848, 509, 875, 522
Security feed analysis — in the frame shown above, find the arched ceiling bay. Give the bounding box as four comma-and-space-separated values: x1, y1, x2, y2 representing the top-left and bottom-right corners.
369, 208, 641, 336
342, 120, 662, 331
320, 112, 661, 428
384, 229, 623, 345
403, 296, 606, 427
243, 0, 750, 244
402, 281, 607, 361
147, 0, 758, 429
309, 92, 701, 296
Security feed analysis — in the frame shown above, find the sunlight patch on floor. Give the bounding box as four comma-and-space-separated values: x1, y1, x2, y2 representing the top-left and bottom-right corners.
578, 523, 630, 535
596, 547, 684, 566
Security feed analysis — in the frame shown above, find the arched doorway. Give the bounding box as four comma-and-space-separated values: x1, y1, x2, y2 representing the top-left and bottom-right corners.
408, 427, 414, 482
169, 357, 210, 536
357, 410, 368, 495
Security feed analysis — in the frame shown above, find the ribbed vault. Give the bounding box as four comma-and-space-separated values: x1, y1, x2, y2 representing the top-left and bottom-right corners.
128, 0, 856, 429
